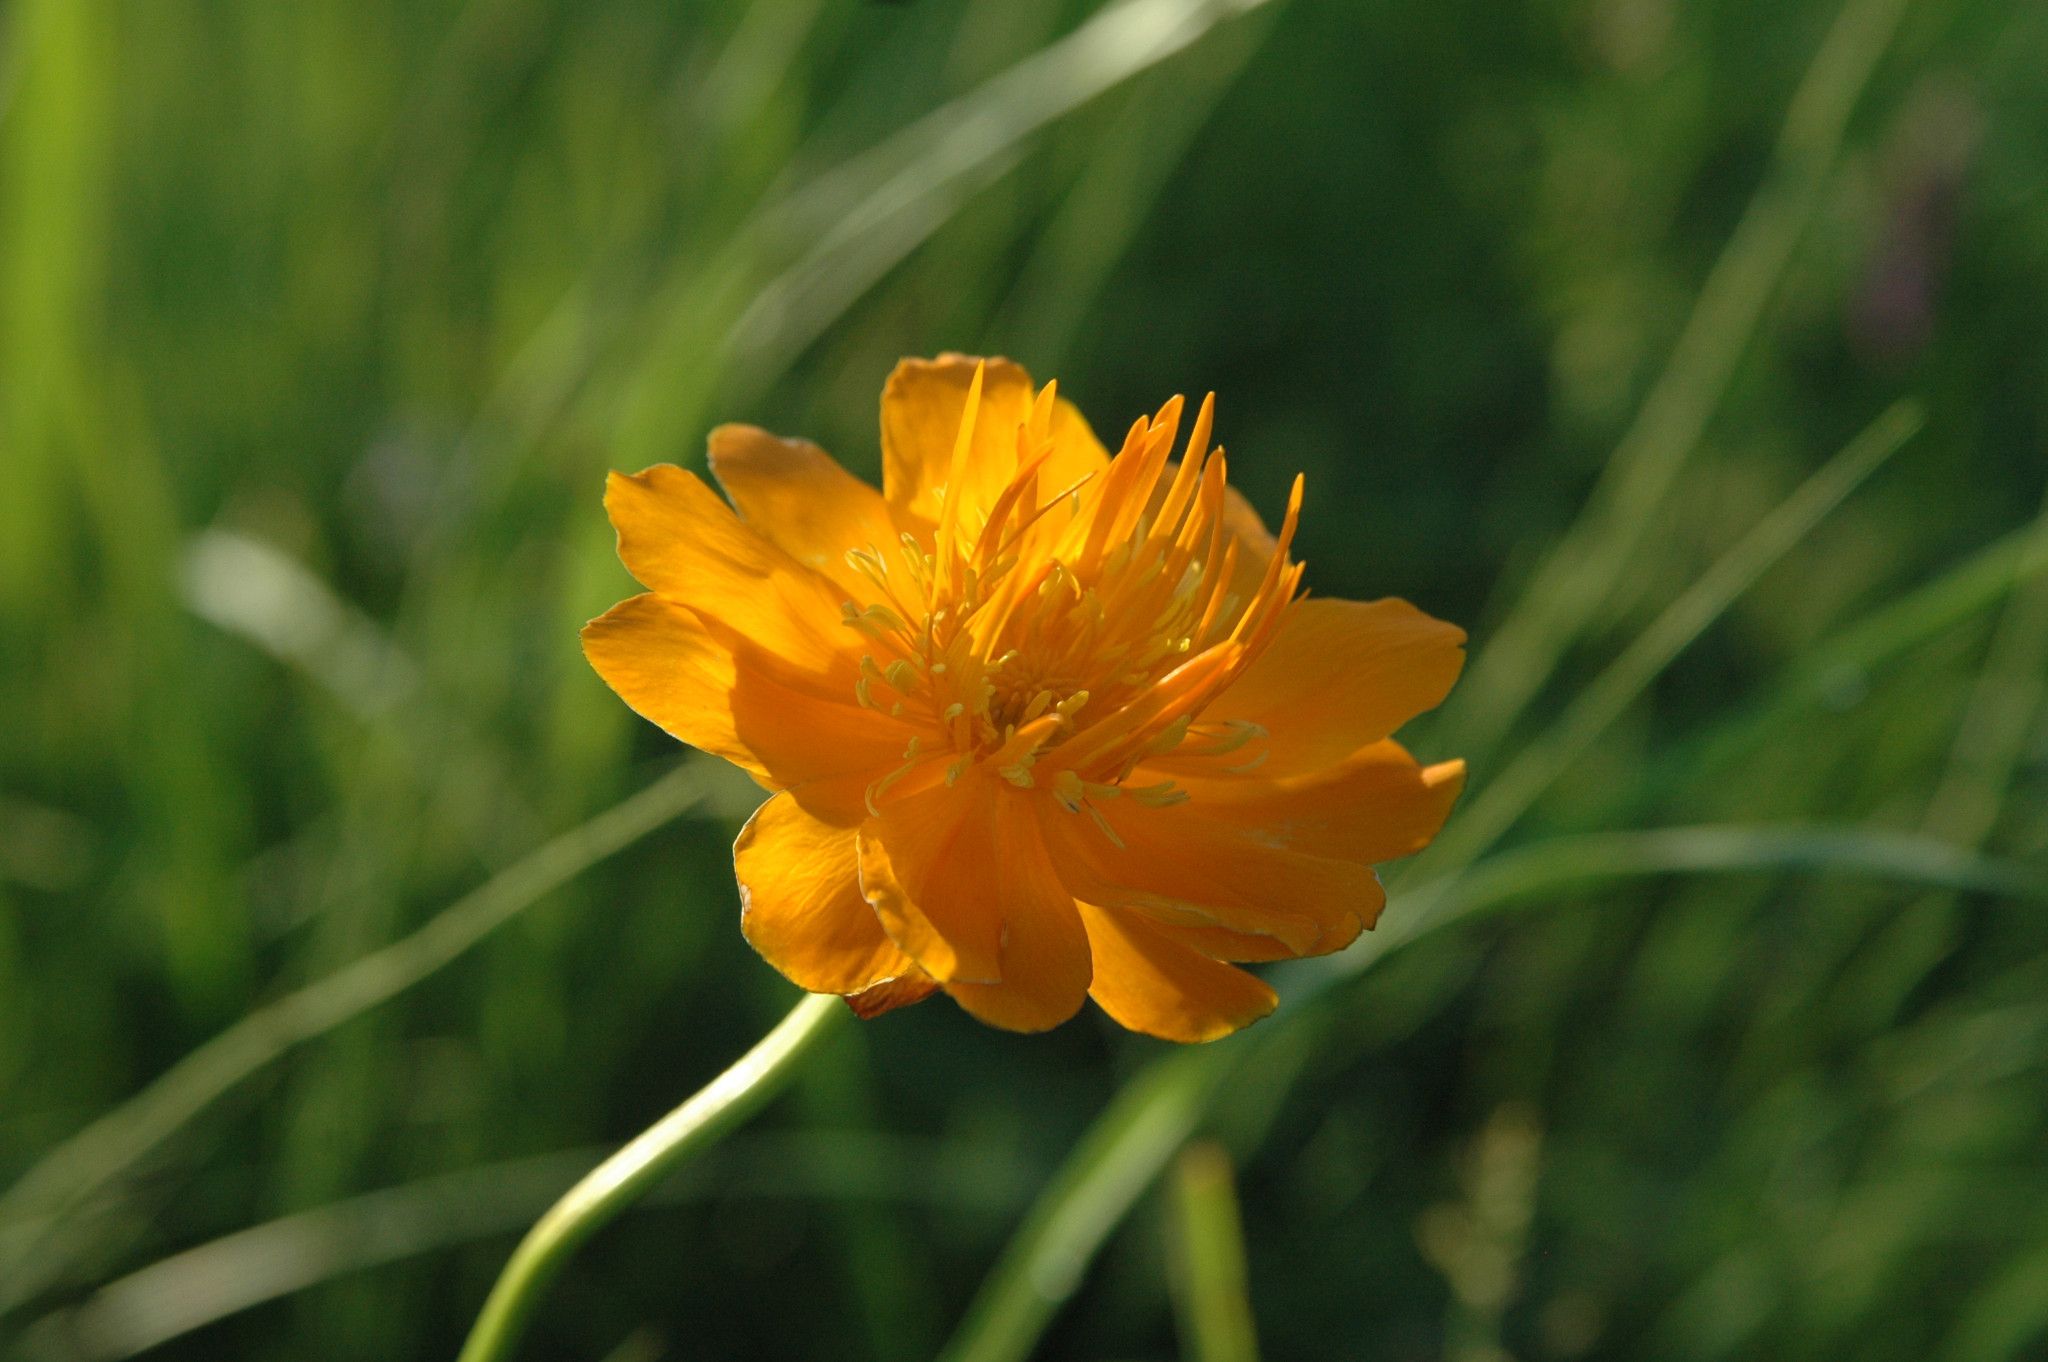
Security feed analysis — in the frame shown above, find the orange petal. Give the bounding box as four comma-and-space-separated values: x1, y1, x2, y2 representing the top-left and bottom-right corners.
1136, 919, 1304, 964
880, 355, 1039, 530
1042, 795, 1382, 959
702, 615, 928, 820
847, 968, 939, 1019
581, 593, 765, 780
1078, 903, 1277, 1042
1154, 741, 1466, 866
1039, 391, 1113, 498
944, 805, 1092, 1033
735, 793, 914, 995
582, 595, 909, 818
603, 463, 850, 674
856, 779, 1005, 985
1190, 597, 1465, 777
859, 779, 1092, 1031
707, 424, 903, 599
1219, 482, 1280, 604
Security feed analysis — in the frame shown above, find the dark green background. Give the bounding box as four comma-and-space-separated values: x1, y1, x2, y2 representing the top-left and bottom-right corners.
5, 0, 2047, 1358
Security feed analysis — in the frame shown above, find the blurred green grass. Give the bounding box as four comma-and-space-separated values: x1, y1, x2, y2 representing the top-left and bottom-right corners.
4, 0, 2048, 1359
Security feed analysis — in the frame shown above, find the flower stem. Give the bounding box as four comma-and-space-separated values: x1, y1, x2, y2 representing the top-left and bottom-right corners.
454, 991, 844, 1362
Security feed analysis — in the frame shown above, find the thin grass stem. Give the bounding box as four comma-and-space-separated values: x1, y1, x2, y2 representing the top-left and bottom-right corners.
0, 764, 712, 1316
1168, 1143, 1262, 1362
1447, 0, 1918, 759
1428, 400, 1921, 868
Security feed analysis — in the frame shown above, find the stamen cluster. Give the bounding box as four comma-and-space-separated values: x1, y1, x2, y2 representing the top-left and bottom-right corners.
841, 368, 1305, 833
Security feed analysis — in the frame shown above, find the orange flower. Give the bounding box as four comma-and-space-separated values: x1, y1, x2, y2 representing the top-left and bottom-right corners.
583, 356, 1465, 1041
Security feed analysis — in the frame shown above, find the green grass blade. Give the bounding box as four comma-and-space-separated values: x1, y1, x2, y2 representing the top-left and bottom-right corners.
0, 763, 714, 1316
995, 10, 1270, 366
938, 1046, 1237, 1362
1168, 1142, 1262, 1362
1445, 0, 1918, 760
1923, 484, 2048, 844
609, 0, 1284, 472
1282, 821, 2048, 1003
939, 820, 2043, 1362
1669, 508, 2048, 797
728, 0, 1281, 377
1432, 399, 1921, 868
26, 1130, 1036, 1362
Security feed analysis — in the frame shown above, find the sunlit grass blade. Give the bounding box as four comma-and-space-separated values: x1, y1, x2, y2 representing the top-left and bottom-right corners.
0, 763, 714, 1317
1446, 0, 1918, 760
606, 0, 1282, 474
1377, 822, 2048, 969
182, 528, 421, 719
1168, 1142, 1262, 1362
23, 1150, 600, 1362
0, 0, 109, 613
994, 11, 1270, 365
724, 0, 1281, 386
937, 822, 2045, 1362
1430, 399, 1922, 867
429, 0, 1270, 526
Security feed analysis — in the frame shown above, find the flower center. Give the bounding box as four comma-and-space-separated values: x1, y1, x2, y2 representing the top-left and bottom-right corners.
841, 370, 1303, 820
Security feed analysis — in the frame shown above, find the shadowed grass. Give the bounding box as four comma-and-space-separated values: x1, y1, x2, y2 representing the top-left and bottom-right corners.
935, 822, 2047, 1362
1432, 399, 1921, 866
26, 1131, 1037, 1362
0, 764, 714, 1316
1446, 0, 1919, 760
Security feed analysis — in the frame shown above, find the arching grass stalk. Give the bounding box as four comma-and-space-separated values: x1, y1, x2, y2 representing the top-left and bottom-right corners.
454, 992, 844, 1362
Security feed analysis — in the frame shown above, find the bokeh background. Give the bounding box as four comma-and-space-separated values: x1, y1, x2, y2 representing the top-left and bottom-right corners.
5, 0, 2048, 1358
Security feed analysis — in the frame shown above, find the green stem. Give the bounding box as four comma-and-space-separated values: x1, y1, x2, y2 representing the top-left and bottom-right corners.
454, 992, 844, 1362
1169, 1143, 1262, 1362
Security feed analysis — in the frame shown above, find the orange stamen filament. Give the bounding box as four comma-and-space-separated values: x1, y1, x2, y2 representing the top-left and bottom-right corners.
848, 384, 1304, 813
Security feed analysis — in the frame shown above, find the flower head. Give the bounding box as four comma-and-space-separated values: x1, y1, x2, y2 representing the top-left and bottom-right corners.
583, 356, 1465, 1041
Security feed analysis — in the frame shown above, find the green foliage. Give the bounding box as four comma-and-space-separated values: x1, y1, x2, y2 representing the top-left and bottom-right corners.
3, 0, 2046, 1359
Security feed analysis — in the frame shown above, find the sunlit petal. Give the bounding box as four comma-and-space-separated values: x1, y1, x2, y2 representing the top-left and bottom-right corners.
708, 424, 904, 599
1078, 902, 1277, 1042
1181, 597, 1466, 778
604, 463, 852, 674
736, 793, 912, 995
585, 356, 1463, 1038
